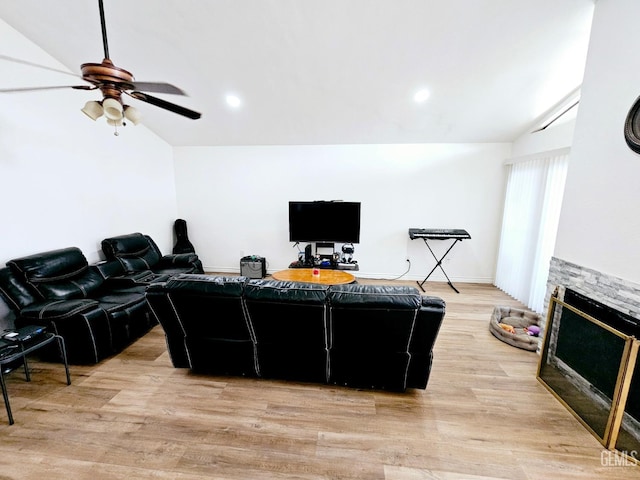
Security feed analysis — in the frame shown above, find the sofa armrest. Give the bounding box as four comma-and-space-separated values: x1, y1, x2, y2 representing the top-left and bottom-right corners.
108, 271, 159, 287
145, 283, 190, 367
158, 253, 204, 274
20, 298, 100, 321
159, 253, 198, 267
93, 260, 126, 280
406, 295, 446, 389
411, 296, 445, 353
17, 298, 113, 364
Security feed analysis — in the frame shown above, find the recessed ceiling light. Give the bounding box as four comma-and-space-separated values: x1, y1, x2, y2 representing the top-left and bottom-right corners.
414, 88, 431, 103
225, 94, 242, 108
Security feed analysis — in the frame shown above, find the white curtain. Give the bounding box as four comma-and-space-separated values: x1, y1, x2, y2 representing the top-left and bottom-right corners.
495, 148, 569, 313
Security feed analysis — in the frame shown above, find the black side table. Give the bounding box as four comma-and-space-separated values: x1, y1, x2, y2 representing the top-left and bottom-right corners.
0, 326, 71, 425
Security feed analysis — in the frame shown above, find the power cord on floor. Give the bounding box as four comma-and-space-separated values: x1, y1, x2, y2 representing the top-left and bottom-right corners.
390, 258, 411, 281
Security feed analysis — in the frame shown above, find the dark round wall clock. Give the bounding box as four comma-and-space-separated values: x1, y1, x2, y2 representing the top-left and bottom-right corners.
624, 95, 640, 154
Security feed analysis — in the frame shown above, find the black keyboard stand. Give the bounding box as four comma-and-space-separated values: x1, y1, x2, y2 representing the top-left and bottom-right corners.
416, 237, 463, 294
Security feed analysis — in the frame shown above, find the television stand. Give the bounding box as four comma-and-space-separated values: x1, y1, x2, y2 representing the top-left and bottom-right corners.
288, 260, 358, 271
289, 241, 359, 270
336, 262, 359, 271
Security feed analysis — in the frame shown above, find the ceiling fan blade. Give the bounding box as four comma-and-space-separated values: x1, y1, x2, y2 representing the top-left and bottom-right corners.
0, 85, 96, 93
129, 82, 187, 96
128, 91, 202, 119
0, 54, 81, 79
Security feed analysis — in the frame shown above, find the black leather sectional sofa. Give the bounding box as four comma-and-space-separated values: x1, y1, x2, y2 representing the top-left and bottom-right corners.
146, 275, 446, 391
0, 233, 203, 364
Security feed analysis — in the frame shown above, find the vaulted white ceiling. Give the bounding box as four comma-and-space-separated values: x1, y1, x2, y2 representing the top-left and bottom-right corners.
0, 0, 594, 146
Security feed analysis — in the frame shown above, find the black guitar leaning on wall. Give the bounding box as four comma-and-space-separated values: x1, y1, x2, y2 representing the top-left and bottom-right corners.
173, 219, 196, 254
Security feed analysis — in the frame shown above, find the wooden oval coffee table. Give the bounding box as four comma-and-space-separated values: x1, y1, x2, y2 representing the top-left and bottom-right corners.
271, 268, 355, 285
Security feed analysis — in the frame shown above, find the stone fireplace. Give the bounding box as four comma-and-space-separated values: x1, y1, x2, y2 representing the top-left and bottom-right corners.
544, 257, 640, 330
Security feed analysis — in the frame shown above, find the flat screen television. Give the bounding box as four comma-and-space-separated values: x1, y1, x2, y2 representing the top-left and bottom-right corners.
288, 201, 361, 243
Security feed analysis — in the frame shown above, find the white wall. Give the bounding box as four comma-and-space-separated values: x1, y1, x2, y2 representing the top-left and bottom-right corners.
174, 143, 511, 282
554, 0, 640, 284
0, 20, 178, 327
511, 120, 576, 159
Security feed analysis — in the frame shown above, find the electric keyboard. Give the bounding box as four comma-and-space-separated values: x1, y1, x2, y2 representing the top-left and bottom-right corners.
408, 228, 471, 240
408, 228, 471, 293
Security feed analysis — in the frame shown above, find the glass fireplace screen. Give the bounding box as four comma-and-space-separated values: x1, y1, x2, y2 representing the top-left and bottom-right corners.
537, 294, 640, 461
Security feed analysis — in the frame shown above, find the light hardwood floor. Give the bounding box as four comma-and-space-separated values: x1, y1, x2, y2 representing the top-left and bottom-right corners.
0, 279, 637, 479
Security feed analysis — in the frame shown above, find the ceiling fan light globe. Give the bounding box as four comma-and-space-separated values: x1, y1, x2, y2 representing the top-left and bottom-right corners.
81, 100, 103, 121
124, 105, 141, 125
106, 118, 123, 127
103, 97, 123, 120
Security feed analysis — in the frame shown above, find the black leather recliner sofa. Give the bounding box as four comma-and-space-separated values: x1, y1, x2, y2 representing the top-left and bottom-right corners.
101, 233, 204, 282
146, 275, 446, 391
0, 247, 155, 363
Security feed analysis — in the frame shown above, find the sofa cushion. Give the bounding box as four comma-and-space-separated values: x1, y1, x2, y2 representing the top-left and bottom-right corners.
245, 280, 328, 346
92, 288, 151, 349
244, 280, 330, 382
92, 289, 147, 314
8, 247, 104, 300
328, 284, 420, 351
146, 274, 255, 375
159, 274, 251, 341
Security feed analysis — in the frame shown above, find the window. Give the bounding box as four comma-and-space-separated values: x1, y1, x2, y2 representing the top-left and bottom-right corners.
495, 148, 570, 312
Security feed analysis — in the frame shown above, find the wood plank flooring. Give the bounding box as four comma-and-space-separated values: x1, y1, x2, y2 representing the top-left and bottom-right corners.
0, 279, 637, 479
